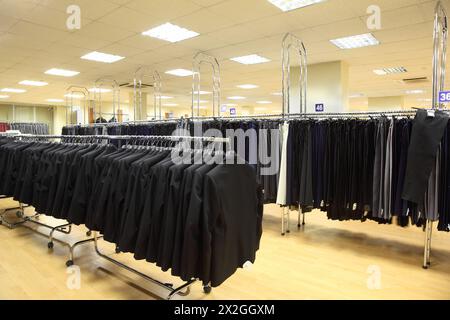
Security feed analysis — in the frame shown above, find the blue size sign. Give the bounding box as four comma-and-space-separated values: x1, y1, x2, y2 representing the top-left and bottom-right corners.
439, 91, 450, 103
230, 108, 237, 115
315, 103, 324, 112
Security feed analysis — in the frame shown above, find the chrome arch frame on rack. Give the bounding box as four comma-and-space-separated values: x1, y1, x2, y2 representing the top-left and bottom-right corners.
65, 86, 89, 125
192, 52, 221, 118
93, 78, 121, 123
432, 0, 448, 111
133, 66, 162, 121
424, 0, 448, 270
282, 33, 307, 117
281, 33, 308, 235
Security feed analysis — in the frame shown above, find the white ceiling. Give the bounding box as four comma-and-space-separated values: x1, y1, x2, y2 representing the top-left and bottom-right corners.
0, 0, 447, 110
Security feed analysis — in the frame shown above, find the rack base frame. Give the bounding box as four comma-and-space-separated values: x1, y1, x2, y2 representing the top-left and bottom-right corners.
0, 203, 97, 267
92, 232, 212, 300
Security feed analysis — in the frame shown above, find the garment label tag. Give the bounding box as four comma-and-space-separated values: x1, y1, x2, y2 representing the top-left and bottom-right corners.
427, 110, 436, 117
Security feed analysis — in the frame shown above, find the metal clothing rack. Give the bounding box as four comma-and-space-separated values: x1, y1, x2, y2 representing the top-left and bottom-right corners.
1, 134, 111, 266
192, 52, 221, 118
423, 0, 448, 269
87, 133, 229, 299
10, 133, 230, 299
0, 196, 29, 228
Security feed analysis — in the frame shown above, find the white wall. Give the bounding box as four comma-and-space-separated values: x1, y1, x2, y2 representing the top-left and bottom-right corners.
289, 61, 349, 114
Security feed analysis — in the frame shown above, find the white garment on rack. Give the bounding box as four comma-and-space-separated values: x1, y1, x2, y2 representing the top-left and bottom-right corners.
276, 122, 289, 206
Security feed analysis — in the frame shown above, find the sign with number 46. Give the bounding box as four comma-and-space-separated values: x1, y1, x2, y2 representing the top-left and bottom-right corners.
439, 91, 450, 103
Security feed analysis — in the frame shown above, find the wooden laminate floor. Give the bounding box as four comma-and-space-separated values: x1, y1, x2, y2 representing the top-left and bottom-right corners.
0, 199, 449, 300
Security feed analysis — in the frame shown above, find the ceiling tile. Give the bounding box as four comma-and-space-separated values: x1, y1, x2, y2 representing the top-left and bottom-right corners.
125, 0, 202, 19
0, 14, 19, 32
0, 0, 39, 19
8, 21, 68, 43
208, 0, 279, 24
36, 0, 121, 20
73, 21, 135, 42
99, 7, 164, 33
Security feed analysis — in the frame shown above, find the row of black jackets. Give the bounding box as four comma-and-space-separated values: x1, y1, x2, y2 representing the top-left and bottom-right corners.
0, 138, 263, 287
62, 119, 282, 204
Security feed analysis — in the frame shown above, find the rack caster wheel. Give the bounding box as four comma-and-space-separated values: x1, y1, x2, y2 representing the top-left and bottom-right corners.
86, 231, 92, 237
66, 260, 74, 267
115, 247, 120, 254
422, 265, 428, 269
203, 286, 212, 294
48, 242, 54, 249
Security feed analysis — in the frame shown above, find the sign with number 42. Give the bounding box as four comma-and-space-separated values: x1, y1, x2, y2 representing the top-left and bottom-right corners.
439, 91, 450, 103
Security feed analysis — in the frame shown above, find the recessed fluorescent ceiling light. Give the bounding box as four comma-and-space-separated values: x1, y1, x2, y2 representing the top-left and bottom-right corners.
199, 100, 209, 103
198, 106, 208, 109
81, 51, 125, 63
330, 33, 379, 49
19, 80, 48, 87
193, 91, 211, 95
89, 88, 112, 93
160, 96, 173, 100
257, 101, 272, 104
47, 99, 64, 102
45, 68, 79, 77
237, 84, 259, 89
163, 103, 178, 106
267, 0, 327, 12
142, 23, 199, 43
230, 54, 270, 65
225, 103, 238, 107
373, 69, 387, 75
1, 88, 26, 93
406, 90, 424, 94
374, 67, 407, 75
165, 69, 193, 77
65, 93, 84, 98
0, 95, 9, 99
271, 92, 282, 96
228, 96, 246, 100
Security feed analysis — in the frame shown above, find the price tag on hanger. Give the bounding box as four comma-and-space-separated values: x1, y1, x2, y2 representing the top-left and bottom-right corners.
439, 91, 450, 103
